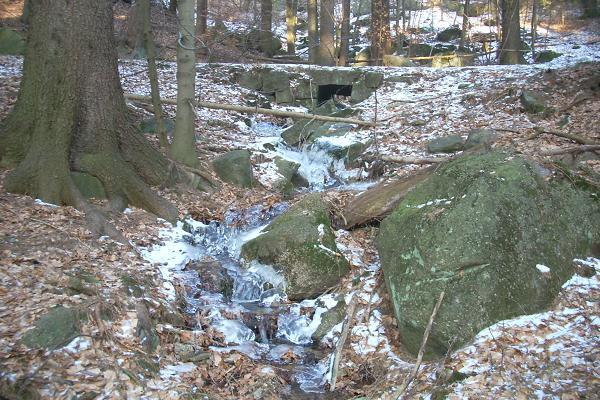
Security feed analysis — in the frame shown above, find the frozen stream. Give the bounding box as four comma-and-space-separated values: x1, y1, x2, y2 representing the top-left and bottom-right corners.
141, 122, 381, 394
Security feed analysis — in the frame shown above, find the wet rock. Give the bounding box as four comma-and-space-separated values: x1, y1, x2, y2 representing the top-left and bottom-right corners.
281, 104, 354, 147
21, 306, 86, 350
274, 157, 307, 195
383, 55, 418, 67
185, 258, 233, 297
313, 134, 372, 166
427, 135, 464, 153
464, 129, 497, 149
520, 90, 550, 114
241, 194, 350, 300
0, 28, 25, 55
436, 27, 462, 42
212, 150, 255, 188
534, 50, 562, 63
312, 300, 345, 341
377, 152, 600, 357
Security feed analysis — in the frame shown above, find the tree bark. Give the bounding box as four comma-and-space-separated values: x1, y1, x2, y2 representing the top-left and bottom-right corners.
499, 0, 524, 64
371, 0, 391, 65
580, 0, 599, 18
459, 0, 470, 50
318, 0, 336, 66
531, 0, 538, 58
20, 0, 30, 24
127, 0, 145, 53
172, 0, 199, 167
260, 0, 274, 56
141, 0, 168, 148
196, 0, 208, 36
308, 0, 319, 63
0, 0, 186, 230
169, 0, 178, 13
338, 0, 351, 66
285, 0, 298, 55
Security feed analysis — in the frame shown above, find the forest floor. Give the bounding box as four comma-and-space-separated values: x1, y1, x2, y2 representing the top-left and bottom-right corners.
1, 4, 600, 400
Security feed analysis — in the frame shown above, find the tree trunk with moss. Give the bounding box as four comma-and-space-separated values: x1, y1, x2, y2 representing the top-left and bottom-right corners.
318, 0, 336, 66
171, 0, 198, 167
0, 0, 212, 237
285, 0, 298, 55
308, 0, 319, 63
499, 0, 524, 64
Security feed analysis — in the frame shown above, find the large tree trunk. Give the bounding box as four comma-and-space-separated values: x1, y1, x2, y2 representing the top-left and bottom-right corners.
260, 0, 274, 56
0, 0, 211, 234
499, 0, 524, 64
580, 0, 599, 18
307, 0, 319, 63
318, 0, 336, 66
172, 0, 199, 167
127, 0, 145, 54
371, 0, 391, 65
338, 0, 351, 66
285, 0, 298, 55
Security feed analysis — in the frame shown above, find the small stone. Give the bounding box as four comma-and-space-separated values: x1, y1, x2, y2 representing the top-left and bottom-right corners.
427, 135, 464, 153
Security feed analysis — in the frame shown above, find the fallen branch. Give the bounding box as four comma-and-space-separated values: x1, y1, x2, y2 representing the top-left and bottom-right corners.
394, 291, 446, 400
538, 129, 597, 146
559, 93, 594, 113
125, 93, 376, 127
329, 296, 358, 391
540, 144, 600, 156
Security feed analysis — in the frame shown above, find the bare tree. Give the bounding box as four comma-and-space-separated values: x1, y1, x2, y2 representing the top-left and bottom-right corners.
286, 0, 298, 55
318, 0, 336, 65
371, 0, 391, 65
260, 0, 274, 56
196, 0, 208, 37
499, 0, 524, 64
338, 0, 351, 66
308, 0, 319, 63
459, 0, 470, 50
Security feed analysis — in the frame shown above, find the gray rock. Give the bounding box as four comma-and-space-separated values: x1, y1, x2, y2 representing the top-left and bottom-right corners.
464, 129, 497, 149
275, 88, 294, 104
21, 307, 85, 350
436, 27, 462, 42
212, 150, 255, 188
520, 90, 549, 114
427, 135, 464, 153
238, 69, 263, 90
312, 300, 346, 341
377, 152, 600, 357
241, 194, 350, 300
364, 71, 384, 88
262, 70, 290, 93
309, 69, 362, 86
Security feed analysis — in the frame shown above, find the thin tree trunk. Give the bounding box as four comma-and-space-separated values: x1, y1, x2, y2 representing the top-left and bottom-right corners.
338, 0, 351, 66
20, 0, 30, 24
308, 0, 319, 63
169, 0, 178, 13
172, 0, 198, 167
499, 0, 524, 64
286, 0, 298, 55
141, 0, 168, 148
459, 0, 470, 50
371, 0, 391, 65
531, 0, 538, 58
318, 0, 336, 65
127, 0, 145, 53
260, 0, 274, 56
196, 0, 208, 36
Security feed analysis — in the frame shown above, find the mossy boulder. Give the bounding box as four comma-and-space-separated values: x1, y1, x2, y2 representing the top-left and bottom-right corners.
312, 300, 346, 341
534, 50, 562, 63
0, 28, 25, 55
212, 150, 255, 188
377, 152, 600, 357
241, 194, 350, 300
436, 27, 462, 42
427, 135, 464, 153
274, 157, 308, 195
520, 90, 549, 114
21, 307, 86, 350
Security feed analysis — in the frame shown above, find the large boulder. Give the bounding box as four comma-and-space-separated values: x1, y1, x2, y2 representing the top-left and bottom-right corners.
22, 307, 86, 350
436, 27, 462, 42
0, 28, 25, 55
212, 150, 255, 188
377, 152, 599, 357
520, 90, 550, 114
427, 135, 464, 153
241, 194, 350, 300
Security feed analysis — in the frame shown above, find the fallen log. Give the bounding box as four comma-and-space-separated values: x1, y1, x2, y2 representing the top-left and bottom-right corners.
125, 93, 376, 127
540, 144, 600, 156
340, 167, 435, 229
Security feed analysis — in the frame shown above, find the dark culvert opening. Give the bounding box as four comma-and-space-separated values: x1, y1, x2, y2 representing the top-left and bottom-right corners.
317, 84, 353, 105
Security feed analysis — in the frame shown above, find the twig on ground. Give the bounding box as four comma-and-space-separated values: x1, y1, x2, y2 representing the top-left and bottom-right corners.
539, 144, 600, 156
394, 291, 446, 399
329, 296, 358, 391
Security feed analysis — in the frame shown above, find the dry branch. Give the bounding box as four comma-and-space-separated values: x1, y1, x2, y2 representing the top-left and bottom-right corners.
538, 129, 597, 146
329, 296, 358, 391
540, 145, 600, 156
125, 93, 376, 127
394, 291, 446, 399
377, 155, 449, 165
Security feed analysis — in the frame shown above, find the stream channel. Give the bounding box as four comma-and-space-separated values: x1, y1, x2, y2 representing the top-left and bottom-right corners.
143, 121, 378, 396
